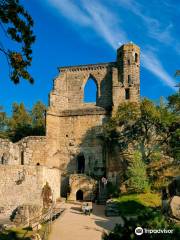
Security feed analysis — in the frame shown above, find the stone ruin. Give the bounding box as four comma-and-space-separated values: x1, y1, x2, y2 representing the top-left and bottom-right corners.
0, 42, 141, 214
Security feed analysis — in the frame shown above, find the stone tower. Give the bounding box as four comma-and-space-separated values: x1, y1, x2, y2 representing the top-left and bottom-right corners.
112, 42, 140, 114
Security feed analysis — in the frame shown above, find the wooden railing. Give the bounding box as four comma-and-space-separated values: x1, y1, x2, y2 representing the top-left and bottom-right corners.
21, 203, 65, 240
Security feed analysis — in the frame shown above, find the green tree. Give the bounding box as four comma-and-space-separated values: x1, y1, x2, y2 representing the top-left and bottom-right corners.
0, 0, 35, 83
102, 98, 179, 189
31, 101, 46, 135
167, 92, 180, 160
168, 92, 180, 114
127, 151, 149, 193
0, 106, 7, 138
8, 102, 32, 141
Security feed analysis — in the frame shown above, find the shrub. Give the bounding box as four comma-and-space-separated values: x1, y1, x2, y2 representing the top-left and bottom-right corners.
103, 209, 180, 240
127, 151, 150, 193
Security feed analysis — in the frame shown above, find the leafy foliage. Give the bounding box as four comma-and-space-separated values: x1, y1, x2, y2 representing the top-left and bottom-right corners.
127, 151, 149, 193
0, 105, 8, 138
8, 102, 32, 141
0, 0, 35, 83
106, 182, 120, 198
0, 101, 46, 142
103, 209, 180, 240
102, 96, 180, 190
31, 101, 46, 135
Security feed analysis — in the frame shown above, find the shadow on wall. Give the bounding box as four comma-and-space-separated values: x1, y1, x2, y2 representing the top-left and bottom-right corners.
60, 125, 106, 198
60, 122, 127, 199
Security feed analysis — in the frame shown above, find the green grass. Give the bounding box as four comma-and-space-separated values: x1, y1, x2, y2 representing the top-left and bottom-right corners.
113, 192, 161, 215
0, 227, 32, 240
0, 222, 50, 240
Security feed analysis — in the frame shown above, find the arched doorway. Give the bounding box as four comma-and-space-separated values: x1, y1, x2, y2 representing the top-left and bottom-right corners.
76, 189, 83, 201
77, 154, 85, 173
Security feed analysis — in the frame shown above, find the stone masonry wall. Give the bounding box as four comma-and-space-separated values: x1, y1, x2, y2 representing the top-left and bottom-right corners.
17, 136, 47, 166
46, 107, 108, 196
49, 63, 113, 113
0, 165, 60, 213
0, 137, 47, 166
0, 138, 19, 165
46, 42, 140, 193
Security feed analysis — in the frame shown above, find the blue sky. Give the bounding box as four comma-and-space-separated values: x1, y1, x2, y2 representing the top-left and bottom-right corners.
0, 0, 180, 114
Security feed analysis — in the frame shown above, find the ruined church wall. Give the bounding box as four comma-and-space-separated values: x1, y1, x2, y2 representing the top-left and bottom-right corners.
0, 138, 19, 165
0, 165, 60, 213
0, 137, 47, 166
46, 110, 107, 172
46, 109, 108, 196
49, 64, 113, 112
17, 136, 47, 166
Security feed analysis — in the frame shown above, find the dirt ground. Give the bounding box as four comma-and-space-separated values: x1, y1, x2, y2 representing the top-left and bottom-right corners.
48, 202, 123, 240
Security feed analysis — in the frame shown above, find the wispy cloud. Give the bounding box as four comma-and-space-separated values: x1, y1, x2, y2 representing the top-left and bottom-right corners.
46, 0, 90, 26
47, 0, 127, 49
116, 0, 173, 44
142, 51, 176, 89
46, 0, 176, 90
81, 0, 127, 48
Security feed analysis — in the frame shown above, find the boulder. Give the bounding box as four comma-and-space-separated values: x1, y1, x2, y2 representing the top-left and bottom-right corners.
169, 196, 180, 220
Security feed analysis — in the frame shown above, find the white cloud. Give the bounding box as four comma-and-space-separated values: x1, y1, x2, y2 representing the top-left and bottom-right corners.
116, 0, 173, 43
46, 0, 90, 26
141, 51, 176, 90
81, 0, 127, 49
47, 0, 127, 49
46, 0, 176, 90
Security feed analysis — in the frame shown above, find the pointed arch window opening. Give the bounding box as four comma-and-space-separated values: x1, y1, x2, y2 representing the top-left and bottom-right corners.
83, 77, 98, 104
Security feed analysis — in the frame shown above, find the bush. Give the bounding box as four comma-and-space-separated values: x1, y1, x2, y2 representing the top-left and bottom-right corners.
127, 151, 150, 193
107, 182, 120, 198
103, 209, 180, 240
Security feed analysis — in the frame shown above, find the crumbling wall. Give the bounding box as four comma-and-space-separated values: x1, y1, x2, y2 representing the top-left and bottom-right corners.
0, 137, 47, 166
0, 165, 60, 213
68, 174, 97, 201
49, 63, 113, 112
17, 136, 47, 166
0, 138, 19, 165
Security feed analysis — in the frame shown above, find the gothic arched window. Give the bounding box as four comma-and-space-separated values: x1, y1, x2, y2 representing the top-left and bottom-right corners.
84, 77, 98, 103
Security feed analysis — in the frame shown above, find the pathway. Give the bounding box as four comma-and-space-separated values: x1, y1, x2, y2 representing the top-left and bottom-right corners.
49, 203, 123, 240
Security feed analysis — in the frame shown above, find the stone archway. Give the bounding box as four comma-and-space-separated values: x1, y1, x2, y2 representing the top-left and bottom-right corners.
76, 189, 83, 201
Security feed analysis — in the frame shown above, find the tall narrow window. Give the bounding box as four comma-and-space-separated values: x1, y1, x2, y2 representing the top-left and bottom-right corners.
77, 154, 85, 174
21, 151, 24, 165
125, 88, 130, 100
128, 75, 131, 85
1, 153, 8, 165
1, 155, 4, 164
135, 53, 138, 63
84, 77, 98, 103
